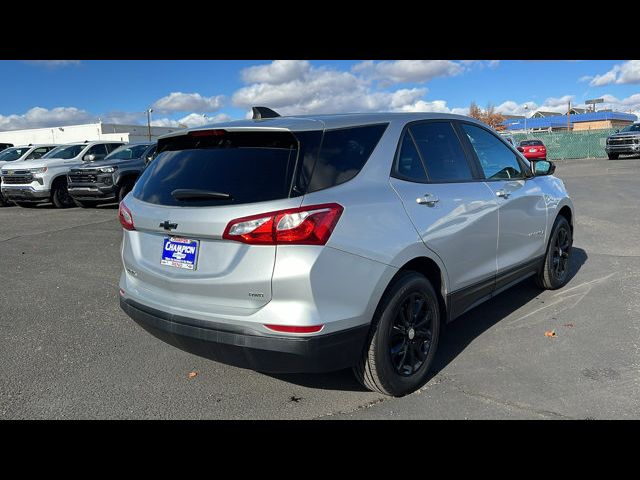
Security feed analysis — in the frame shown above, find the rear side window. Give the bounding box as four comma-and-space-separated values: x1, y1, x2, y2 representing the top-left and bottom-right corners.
133, 131, 299, 207
396, 132, 428, 181
408, 122, 473, 182
306, 124, 388, 193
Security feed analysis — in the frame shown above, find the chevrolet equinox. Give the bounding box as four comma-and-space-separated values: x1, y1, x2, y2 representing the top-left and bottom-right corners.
118, 108, 574, 396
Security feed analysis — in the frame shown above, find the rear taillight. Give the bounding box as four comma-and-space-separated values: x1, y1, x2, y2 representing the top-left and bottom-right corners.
118, 201, 135, 231
223, 203, 343, 245
264, 324, 324, 334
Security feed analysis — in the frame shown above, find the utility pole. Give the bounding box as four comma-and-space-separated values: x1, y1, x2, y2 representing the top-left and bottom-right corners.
567, 100, 571, 131
146, 108, 153, 141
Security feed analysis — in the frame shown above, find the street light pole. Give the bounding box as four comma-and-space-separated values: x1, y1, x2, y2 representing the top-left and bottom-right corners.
146, 108, 153, 141
524, 104, 529, 136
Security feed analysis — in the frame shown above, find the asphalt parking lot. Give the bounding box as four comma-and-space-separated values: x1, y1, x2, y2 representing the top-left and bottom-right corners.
1, 157, 639, 419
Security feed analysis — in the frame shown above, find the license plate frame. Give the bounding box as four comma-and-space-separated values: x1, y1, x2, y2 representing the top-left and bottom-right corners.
161, 236, 199, 270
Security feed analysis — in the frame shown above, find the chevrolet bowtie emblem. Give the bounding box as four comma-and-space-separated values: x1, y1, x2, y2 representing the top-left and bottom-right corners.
159, 221, 178, 231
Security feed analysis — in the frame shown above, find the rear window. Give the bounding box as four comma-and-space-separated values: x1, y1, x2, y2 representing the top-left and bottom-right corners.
133, 131, 300, 207
133, 124, 387, 207
519, 140, 543, 146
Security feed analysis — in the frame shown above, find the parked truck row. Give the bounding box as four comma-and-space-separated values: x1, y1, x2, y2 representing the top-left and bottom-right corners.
0, 140, 156, 208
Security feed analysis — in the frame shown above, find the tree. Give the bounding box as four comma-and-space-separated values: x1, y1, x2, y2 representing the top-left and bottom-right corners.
468, 102, 506, 130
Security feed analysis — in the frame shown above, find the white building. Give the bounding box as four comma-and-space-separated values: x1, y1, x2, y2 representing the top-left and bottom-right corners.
0, 122, 185, 145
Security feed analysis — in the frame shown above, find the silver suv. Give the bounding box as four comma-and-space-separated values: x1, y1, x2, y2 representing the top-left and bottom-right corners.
1, 141, 124, 208
118, 110, 574, 397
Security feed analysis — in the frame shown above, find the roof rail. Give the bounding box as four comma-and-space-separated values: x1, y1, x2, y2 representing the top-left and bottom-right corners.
252, 106, 280, 120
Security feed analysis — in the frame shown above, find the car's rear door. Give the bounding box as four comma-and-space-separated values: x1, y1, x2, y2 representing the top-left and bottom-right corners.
389, 121, 499, 308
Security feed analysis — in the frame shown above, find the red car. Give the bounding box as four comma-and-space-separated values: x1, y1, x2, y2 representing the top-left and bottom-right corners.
518, 139, 547, 160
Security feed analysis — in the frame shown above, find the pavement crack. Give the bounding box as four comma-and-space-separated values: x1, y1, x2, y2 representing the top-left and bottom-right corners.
313, 396, 388, 419
313, 374, 452, 419
452, 385, 572, 419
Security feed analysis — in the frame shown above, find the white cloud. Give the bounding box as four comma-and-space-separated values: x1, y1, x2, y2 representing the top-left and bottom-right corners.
588, 60, 640, 86
152, 92, 224, 113
22, 60, 81, 68
597, 93, 640, 116
241, 60, 311, 84
396, 99, 452, 113
541, 95, 575, 108
496, 95, 575, 116
495, 92, 640, 118
0, 106, 94, 131
151, 112, 232, 128
352, 60, 464, 85
233, 60, 459, 115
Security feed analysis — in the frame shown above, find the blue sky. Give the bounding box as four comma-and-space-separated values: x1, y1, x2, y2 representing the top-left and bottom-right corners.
1, 60, 639, 130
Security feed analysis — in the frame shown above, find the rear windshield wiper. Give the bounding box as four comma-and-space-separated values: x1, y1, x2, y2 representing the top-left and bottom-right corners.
171, 189, 232, 201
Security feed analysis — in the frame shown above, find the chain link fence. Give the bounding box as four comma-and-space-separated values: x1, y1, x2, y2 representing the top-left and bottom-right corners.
512, 128, 618, 160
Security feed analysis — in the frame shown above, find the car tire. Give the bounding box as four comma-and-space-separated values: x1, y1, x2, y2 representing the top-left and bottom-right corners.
536, 215, 573, 290
51, 179, 75, 209
73, 199, 100, 208
607, 153, 619, 160
0, 194, 10, 207
118, 179, 135, 202
353, 271, 440, 397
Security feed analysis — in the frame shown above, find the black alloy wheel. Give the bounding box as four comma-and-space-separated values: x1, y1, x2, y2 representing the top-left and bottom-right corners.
389, 292, 434, 376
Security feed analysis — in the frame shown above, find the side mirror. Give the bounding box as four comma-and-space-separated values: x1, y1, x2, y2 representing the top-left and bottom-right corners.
83, 153, 96, 162
533, 160, 555, 176
517, 146, 524, 153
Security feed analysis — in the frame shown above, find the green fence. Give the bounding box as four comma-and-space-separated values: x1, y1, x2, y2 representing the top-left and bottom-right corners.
512, 128, 617, 161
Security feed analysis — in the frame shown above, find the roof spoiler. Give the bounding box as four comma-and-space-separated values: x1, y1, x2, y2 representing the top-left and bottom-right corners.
252, 106, 280, 120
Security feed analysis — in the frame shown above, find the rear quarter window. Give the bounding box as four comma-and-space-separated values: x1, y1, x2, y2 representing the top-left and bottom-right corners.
306, 124, 388, 193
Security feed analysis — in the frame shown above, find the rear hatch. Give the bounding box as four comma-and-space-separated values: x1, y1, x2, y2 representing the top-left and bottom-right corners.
121, 125, 323, 313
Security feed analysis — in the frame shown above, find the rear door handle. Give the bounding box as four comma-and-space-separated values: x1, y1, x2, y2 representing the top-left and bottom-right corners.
496, 190, 510, 199
416, 194, 440, 206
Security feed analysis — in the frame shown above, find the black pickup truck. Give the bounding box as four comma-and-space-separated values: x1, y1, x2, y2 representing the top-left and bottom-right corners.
605, 123, 640, 160
67, 142, 156, 207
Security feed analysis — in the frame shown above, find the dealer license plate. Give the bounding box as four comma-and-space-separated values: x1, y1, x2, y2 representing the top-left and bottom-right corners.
161, 237, 199, 270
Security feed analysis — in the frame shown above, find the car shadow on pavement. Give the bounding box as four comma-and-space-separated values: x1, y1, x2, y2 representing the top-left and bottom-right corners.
433, 247, 587, 375
268, 247, 588, 393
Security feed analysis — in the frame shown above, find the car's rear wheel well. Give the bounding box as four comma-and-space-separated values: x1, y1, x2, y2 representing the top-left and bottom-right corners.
558, 206, 573, 231
398, 257, 447, 322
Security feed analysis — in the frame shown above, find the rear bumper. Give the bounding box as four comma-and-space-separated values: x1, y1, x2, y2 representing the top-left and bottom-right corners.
523, 152, 546, 160
119, 297, 369, 373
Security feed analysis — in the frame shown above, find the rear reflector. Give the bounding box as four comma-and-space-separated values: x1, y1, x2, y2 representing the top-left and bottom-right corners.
223, 203, 343, 245
264, 324, 324, 334
118, 201, 135, 231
